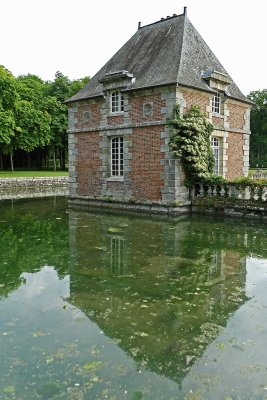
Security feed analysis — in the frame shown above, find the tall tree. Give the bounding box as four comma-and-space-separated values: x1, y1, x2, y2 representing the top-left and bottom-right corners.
10, 74, 51, 170
45, 72, 90, 170
0, 66, 19, 169
0, 68, 90, 170
248, 89, 267, 167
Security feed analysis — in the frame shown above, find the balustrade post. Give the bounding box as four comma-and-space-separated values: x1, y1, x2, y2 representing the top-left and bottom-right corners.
207, 185, 212, 197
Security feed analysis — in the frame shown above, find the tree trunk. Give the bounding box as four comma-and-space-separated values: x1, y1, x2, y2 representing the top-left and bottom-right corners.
27, 153, 31, 169
61, 146, 66, 170
10, 152, 14, 172
53, 146, 57, 171
0, 151, 3, 169
46, 152, 49, 169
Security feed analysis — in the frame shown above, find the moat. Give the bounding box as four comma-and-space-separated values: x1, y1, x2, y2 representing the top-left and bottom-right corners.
0, 197, 267, 399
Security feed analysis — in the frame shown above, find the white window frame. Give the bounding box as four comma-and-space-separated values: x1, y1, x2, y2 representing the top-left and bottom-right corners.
111, 137, 124, 177
110, 90, 124, 113
211, 136, 220, 175
212, 92, 221, 114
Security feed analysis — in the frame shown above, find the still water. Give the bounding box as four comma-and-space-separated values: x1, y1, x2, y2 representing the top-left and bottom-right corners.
0, 197, 267, 400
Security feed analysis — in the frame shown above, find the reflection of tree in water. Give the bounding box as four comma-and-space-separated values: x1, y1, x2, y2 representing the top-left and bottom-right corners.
68, 211, 257, 385
0, 198, 69, 298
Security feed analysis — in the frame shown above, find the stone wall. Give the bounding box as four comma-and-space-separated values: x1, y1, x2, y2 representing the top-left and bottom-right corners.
0, 177, 68, 200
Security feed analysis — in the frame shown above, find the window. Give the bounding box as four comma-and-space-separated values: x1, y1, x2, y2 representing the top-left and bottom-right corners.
211, 137, 220, 175
111, 91, 124, 113
111, 137, 124, 177
212, 92, 221, 114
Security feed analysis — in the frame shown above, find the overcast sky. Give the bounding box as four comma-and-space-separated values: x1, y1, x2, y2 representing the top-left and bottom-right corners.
1, 0, 266, 95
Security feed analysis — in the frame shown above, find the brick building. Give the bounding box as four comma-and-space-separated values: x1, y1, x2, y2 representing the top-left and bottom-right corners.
67, 8, 252, 212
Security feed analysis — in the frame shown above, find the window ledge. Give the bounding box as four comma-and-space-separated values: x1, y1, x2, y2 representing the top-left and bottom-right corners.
109, 112, 124, 116
212, 112, 224, 118
107, 177, 124, 182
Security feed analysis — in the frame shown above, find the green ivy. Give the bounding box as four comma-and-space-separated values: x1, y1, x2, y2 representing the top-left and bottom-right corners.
168, 105, 214, 184
201, 175, 267, 187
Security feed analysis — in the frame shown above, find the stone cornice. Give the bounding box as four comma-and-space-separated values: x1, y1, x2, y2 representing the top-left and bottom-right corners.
67, 120, 166, 134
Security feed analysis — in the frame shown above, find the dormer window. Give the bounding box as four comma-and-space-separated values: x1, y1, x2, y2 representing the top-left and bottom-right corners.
212, 92, 221, 114
111, 90, 124, 113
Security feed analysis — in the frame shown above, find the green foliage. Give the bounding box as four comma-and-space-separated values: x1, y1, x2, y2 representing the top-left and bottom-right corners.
168, 105, 214, 183
0, 67, 90, 170
200, 174, 267, 187
0, 66, 18, 147
247, 89, 267, 167
0, 65, 18, 110
200, 174, 227, 186
45, 71, 90, 102
0, 109, 16, 145
14, 99, 51, 151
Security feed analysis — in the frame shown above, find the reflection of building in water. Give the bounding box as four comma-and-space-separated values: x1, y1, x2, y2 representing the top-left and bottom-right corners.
207, 251, 246, 284
205, 250, 246, 317
110, 236, 127, 275
68, 210, 248, 385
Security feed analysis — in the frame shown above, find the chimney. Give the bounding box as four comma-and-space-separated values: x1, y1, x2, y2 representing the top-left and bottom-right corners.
183, 7, 187, 16
138, 21, 141, 29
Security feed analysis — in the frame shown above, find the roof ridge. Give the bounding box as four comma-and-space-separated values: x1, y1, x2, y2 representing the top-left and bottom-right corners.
176, 13, 187, 86
138, 10, 185, 30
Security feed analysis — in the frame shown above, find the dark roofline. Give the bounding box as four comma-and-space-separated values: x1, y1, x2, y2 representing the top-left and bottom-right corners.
66, 80, 253, 106
138, 7, 187, 30
225, 94, 254, 106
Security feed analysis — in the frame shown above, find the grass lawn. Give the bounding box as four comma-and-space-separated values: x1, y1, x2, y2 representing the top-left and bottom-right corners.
0, 170, 68, 178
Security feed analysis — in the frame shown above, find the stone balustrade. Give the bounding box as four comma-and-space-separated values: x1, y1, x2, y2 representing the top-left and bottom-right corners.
191, 181, 267, 218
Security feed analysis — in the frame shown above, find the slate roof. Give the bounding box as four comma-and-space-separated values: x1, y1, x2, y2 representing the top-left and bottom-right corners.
67, 11, 249, 104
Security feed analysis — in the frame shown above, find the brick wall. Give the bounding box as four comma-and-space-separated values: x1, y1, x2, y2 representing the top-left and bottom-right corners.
130, 126, 164, 201
182, 89, 210, 114
75, 102, 101, 130
129, 93, 166, 123
76, 132, 101, 196
212, 115, 224, 129
226, 131, 244, 178
228, 103, 247, 130
107, 115, 124, 126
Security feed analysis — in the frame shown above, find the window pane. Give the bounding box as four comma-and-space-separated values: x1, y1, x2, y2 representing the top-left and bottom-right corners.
111, 137, 124, 176
211, 136, 220, 175
212, 93, 220, 113
111, 91, 119, 112
111, 91, 124, 113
